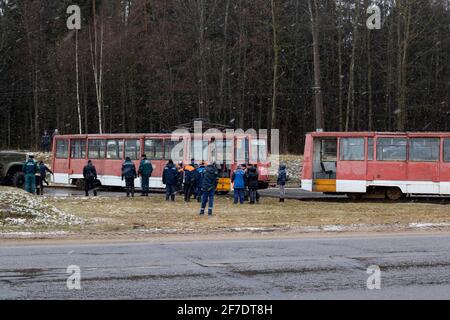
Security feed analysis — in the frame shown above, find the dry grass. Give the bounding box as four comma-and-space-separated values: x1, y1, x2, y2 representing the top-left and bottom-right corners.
44, 195, 450, 235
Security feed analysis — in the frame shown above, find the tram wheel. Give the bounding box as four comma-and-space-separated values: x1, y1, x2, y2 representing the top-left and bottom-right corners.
346, 193, 363, 200
386, 187, 403, 201
75, 179, 85, 191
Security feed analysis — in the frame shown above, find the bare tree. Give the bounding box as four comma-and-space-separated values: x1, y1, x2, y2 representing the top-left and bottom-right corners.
219, 0, 231, 118
270, 0, 279, 131
309, 0, 325, 131
396, 0, 412, 131
89, 0, 104, 134
75, 30, 82, 134
336, 0, 344, 131
345, 0, 361, 131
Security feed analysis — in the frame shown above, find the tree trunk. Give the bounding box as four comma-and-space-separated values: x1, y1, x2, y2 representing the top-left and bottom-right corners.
75, 30, 82, 134
270, 0, 279, 131
198, 0, 208, 119
345, 0, 360, 131
366, 0, 373, 131
89, 0, 104, 134
336, 0, 343, 131
397, 0, 412, 131
309, 0, 325, 131
219, 0, 230, 120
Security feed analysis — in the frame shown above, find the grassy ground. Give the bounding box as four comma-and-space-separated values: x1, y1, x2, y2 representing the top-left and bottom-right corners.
43, 195, 450, 236
2, 184, 449, 238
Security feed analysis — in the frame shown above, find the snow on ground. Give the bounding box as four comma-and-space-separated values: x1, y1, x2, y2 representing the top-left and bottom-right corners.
408, 222, 450, 229
0, 187, 83, 228
0, 231, 70, 237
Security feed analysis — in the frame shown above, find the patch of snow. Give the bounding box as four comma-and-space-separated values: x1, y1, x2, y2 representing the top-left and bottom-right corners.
408, 222, 450, 229
3, 218, 27, 225
322, 225, 345, 232
138, 228, 179, 234
1, 231, 70, 237
0, 188, 83, 229
230, 227, 276, 232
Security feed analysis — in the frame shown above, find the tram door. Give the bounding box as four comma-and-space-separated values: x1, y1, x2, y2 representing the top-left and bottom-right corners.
312, 138, 337, 192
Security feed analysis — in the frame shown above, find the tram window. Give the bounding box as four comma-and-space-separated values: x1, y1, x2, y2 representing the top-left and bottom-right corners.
164, 139, 184, 161
321, 140, 337, 161
251, 139, 267, 163
376, 138, 407, 161
124, 140, 141, 160
191, 140, 208, 161
88, 140, 106, 159
106, 140, 124, 159
145, 139, 164, 160
208, 139, 233, 164
55, 140, 69, 159
340, 138, 365, 161
210, 140, 218, 163
410, 138, 440, 162
444, 139, 450, 162
70, 139, 86, 159
235, 138, 249, 163
368, 138, 374, 161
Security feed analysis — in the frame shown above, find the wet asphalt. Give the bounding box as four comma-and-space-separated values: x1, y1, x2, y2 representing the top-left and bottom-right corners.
43, 187, 449, 203
0, 234, 449, 300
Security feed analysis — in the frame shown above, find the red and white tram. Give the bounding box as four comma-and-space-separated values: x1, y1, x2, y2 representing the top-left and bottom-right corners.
52, 132, 270, 191
301, 132, 450, 200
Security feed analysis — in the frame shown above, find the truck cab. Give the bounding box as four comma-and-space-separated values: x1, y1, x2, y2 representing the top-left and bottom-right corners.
0, 151, 27, 188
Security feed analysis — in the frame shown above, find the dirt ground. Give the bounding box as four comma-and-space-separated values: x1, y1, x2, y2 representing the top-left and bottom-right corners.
47, 195, 450, 227
0, 194, 435, 242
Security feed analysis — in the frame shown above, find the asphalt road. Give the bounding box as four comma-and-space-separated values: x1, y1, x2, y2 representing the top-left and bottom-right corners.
1, 234, 449, 300
43, 187, 449, 203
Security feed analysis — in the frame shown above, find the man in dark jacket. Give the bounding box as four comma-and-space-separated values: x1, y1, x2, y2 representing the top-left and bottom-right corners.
191, 163, 200, 200
162, 160, 179, 201
176, 162, 184, 193
277, 164, 287, 202
22, 155, 38, 194
38, 161, 53, 195
246, 165, 259, 204
41, 131, 51, 153
183, 159, 196, 202
199, 163, 219, 216
138, 154, 153, 196
122, 157, 137, 197
231, 165, 246, 204
195, 162, 206, 202
240, 164, 249, 201
83, 160, 98, 197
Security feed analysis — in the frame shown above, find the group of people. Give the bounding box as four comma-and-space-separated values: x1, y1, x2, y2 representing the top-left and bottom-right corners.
22, 155, 53, 195
162, 159, 221, 216
118, 154, 153, 198
117, 155, 221, 216
117, 155, 287, 216
22, 152, 289, 216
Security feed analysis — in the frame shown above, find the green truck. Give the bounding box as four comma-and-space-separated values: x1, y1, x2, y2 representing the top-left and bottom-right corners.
0, 151, 27, 188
